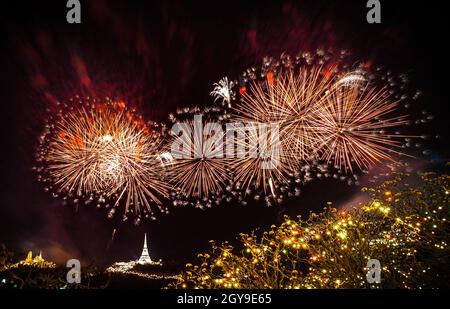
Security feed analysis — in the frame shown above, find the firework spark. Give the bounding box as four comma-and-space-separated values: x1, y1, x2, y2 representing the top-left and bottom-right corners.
36, 98, 171, 220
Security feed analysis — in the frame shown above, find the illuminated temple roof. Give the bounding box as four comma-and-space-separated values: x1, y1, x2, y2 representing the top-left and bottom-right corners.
9, 251, 56, 269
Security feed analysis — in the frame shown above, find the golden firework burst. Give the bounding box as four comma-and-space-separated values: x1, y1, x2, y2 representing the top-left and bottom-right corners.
38, 99, 171, 219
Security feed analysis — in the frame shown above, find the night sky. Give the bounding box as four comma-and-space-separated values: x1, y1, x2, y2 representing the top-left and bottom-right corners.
0, 0, 448, 266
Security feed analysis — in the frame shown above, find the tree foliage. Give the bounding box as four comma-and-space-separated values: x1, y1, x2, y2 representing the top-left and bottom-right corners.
171, 172, 449, 289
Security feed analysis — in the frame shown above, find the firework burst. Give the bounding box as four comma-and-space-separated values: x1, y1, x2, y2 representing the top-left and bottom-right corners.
315, 82, 410, 172
210, 77, 234, 108
33, 51, 431, 215
165, 115, 230, 199
35, 98, 171, 221
227, 51, 422, 201
235, 66, 336, 162
231, 66, 336, 194
227, 122, 288, 196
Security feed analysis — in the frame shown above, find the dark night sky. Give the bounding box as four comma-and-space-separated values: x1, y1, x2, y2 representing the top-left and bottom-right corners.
0, 0, 448, 266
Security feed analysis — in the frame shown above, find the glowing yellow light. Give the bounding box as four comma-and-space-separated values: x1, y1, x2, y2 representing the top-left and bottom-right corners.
102, 134, 114, 142
338, 231, 347, 239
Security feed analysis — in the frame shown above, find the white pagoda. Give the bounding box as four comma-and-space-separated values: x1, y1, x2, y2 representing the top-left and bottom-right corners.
106, 233, 163, 276
138, 233, 153, 264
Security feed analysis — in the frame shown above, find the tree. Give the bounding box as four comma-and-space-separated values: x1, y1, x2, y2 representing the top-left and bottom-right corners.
171, 172, 449, 289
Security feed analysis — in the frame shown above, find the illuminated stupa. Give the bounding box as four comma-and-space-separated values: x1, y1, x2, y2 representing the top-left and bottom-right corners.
106, 233, 170, 279
138, 233, 153, 264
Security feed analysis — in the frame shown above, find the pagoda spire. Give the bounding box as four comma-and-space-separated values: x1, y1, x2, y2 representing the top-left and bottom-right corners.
138, 233, 153, 264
